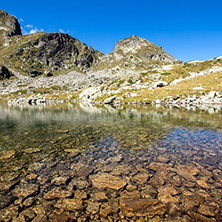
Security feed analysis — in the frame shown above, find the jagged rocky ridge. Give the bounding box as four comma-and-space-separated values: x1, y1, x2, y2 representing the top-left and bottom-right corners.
0, 9, 178, 80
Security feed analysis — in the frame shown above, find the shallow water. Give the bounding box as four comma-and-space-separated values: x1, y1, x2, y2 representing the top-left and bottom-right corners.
0, 103, 222, 221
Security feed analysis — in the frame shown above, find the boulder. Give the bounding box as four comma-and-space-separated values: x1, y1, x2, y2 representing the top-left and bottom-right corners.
208, 91, 218, 98
89, 173, 127, 190
104, 95, 117, 104
54, 198, 83, 211
152, 81, 168, 88
119, 198, 166, 218
0, 65, 14, 80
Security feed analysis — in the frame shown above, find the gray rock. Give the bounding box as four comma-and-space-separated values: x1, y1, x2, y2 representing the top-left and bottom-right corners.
152, 81, 168, 88
208, 91, 218, 98
104, 95, 117, 104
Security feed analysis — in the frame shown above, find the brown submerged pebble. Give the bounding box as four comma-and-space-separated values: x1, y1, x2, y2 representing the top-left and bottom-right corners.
89, 173, 127, 190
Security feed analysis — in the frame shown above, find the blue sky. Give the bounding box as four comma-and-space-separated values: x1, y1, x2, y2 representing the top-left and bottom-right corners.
2, 0, 222, 61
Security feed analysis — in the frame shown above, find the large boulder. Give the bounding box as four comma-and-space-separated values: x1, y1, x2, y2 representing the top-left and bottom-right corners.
152, 81, 168, 88
0, 65, 14, 80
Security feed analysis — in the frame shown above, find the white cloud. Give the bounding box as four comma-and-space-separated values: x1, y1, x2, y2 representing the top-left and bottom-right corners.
19, 18, 44, 35
59, 28, 65, 33
58, 28, 74, 36
21, 23, 44, 35
25, 24, 33, 28
29, 28, 39, 34
67, 30, 74, 35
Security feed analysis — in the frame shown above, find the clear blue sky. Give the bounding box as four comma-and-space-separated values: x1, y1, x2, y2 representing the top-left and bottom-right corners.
2, 0, 222, 62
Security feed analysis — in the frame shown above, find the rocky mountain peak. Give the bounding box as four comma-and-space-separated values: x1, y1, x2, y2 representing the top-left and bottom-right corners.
111, 35, 179, 64
95, 35, 179, 71
113, 35, 151, 53
0, 9, 22, 37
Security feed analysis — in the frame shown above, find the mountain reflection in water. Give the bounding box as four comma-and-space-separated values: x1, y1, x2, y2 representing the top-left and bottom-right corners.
0, 103, 222, 221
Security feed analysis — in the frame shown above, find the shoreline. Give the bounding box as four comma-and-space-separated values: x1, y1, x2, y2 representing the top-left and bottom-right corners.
2, 95, 222, 114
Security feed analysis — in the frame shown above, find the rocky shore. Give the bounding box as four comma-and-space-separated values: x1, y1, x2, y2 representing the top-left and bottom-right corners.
5, 90, 222, 113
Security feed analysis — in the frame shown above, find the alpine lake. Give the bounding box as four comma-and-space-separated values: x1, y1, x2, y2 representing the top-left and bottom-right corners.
0, 103, 222, 222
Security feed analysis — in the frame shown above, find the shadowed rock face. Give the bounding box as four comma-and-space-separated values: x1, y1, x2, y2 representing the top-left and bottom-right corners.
0, 9, 22, 37
11, 32, 102, 77
0, 65, 14, 80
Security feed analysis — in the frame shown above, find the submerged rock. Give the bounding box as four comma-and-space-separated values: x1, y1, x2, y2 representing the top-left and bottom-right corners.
120, 198, 166, 218
43, 189, 72, 200
54, 198, 83, 211
90, 173, 127, 190
12, 183, 39, 199
0, 150, 15, 159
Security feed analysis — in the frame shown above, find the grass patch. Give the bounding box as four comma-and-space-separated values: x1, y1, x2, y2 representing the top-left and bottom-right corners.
11, 89, 28, 95
117, 79, 125, 87
49, 85, 62, 91
127, 77, 133, 85
161, 72, 171, 76
108, 80, 118, 87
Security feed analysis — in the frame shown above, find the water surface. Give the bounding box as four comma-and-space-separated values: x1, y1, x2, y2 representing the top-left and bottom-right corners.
0, 103, 222, 221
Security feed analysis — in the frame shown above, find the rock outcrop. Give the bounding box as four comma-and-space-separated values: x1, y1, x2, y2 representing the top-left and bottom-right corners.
0, 9, 22, 47
0, 9, 21, 37
0, 65, 14, 80
113, 35, 178, 64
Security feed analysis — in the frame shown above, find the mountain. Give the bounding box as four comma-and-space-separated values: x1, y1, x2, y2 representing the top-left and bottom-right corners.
0, 9, 179, 80
1, 32, 103, 77
94, 35, 179, 71
0, 9, 104, 79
